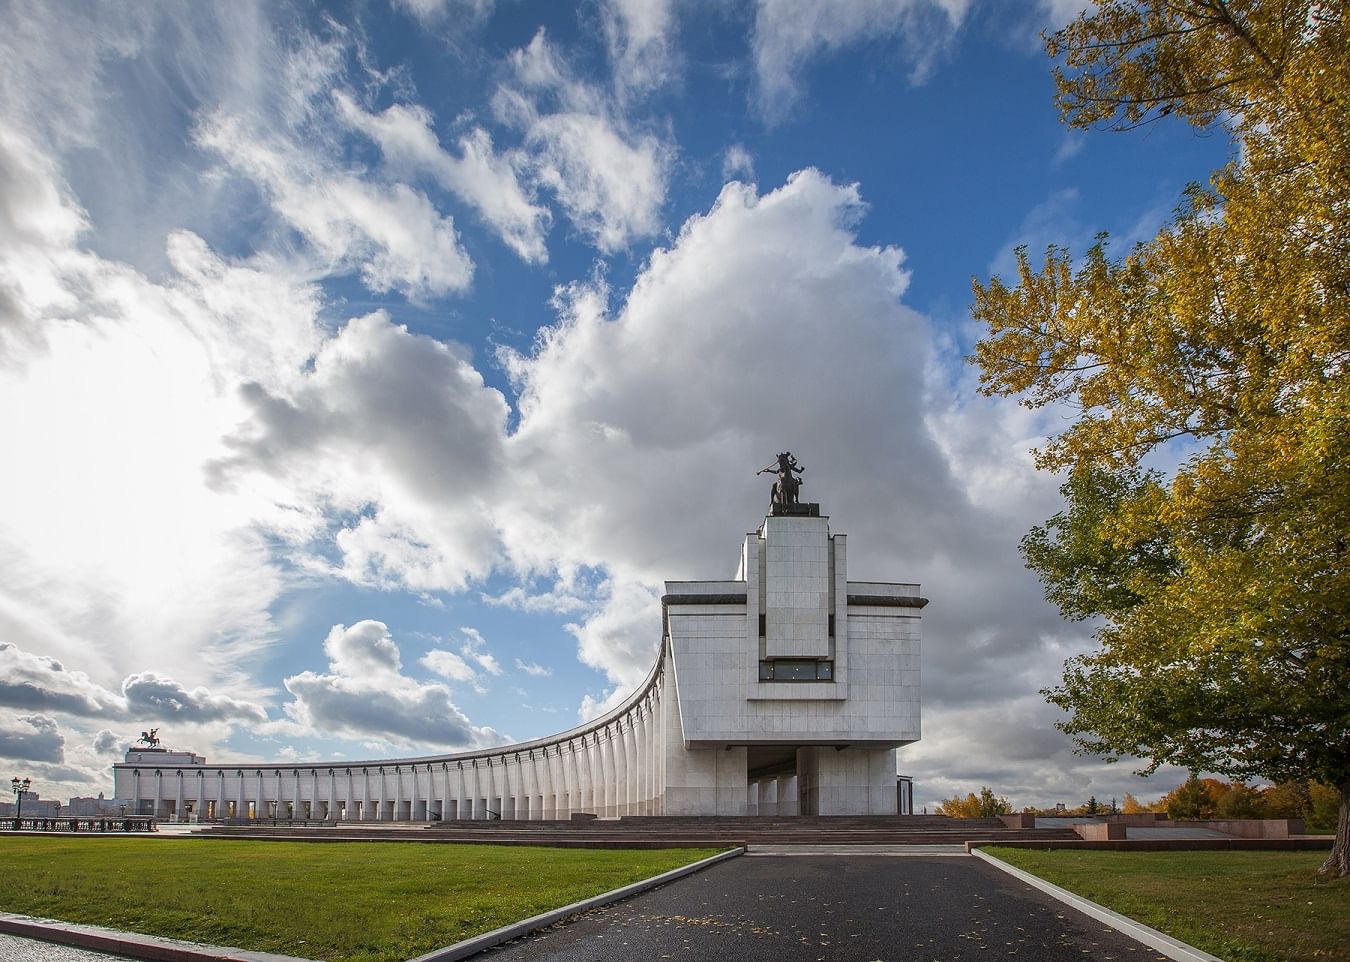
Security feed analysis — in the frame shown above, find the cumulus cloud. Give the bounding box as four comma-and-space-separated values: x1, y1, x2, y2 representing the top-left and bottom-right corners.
212, 310, 510, 593
0, 713, 66, 764
0, 643, 121, 717
494, 30, 671, 251
92, 729, 123, 756
280, 621, 501, 748
121, 672, 267, 724
0, 642, 269, 729
751, 0, 971, 120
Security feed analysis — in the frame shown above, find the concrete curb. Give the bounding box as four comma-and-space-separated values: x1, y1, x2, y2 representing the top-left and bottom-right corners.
406, 846, 745, 962
0, 913, 318, 962
969, 848, 1222, 962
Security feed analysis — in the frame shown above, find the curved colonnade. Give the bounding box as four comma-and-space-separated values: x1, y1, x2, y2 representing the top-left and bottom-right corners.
117, 650, 670, 822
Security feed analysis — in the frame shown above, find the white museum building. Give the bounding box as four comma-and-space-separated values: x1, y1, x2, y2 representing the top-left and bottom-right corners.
115, 503, 924, 820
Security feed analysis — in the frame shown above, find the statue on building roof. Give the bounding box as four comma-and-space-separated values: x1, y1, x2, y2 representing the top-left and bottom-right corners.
758, 451, 805, 513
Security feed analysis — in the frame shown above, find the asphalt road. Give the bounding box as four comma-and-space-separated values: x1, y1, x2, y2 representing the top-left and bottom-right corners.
480, 854, 1170, 962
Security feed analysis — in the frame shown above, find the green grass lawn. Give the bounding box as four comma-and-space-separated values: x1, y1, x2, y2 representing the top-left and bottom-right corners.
983, 847, 1347, 962
0, 836, 720, 962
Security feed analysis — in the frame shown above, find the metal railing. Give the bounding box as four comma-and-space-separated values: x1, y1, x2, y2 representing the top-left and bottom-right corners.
5, 815, 157, 832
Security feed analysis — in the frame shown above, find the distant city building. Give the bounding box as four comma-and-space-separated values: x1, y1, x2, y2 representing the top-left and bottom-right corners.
66, 793, 121, 816
0, 795, 60, 817
116, 500, 925, 820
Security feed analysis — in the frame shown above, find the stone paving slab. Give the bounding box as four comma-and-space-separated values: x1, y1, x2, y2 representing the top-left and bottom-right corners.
0, 932, 128, 961
476, 854, 1174, 962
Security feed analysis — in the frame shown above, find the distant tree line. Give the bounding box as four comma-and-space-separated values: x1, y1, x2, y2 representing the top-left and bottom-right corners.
937, 778, 1338, 832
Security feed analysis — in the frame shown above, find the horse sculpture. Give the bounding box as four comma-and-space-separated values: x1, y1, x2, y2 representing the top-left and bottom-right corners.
137, 728, 161, 748
757, 452, 805, 511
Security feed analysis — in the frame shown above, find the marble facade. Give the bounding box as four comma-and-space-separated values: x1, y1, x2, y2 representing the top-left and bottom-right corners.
113, 512, 923, 819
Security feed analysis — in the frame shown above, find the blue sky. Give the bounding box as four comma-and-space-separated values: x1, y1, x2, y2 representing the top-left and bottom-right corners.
0, 0, 1230, 810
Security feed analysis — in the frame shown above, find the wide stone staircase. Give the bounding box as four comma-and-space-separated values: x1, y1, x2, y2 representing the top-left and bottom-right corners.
194, 814, 1079, 848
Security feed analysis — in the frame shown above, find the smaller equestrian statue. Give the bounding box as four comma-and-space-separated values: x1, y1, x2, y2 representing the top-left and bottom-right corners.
136, 728, 161, 749
758, 451, 806, 513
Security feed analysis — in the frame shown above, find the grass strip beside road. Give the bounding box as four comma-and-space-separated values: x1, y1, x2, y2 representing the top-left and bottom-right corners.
0, 836, 721, 962
983, 847, 1347, 962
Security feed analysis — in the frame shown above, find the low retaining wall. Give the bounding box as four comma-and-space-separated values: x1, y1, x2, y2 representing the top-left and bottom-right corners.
968, 837, 1331, 853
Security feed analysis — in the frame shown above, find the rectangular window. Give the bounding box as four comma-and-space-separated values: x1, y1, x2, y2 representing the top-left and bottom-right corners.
758, 659, 834, 682
758, 613, 766, 637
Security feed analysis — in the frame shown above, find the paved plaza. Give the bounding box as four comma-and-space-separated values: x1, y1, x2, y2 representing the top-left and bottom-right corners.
481, 854, 1168, 962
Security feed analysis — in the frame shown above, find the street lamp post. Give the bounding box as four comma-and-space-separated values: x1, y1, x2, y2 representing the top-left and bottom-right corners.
11, 777, 32, 829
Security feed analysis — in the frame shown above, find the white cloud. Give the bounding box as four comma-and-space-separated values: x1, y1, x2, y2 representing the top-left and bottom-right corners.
494, 30, 671, 252
334, 93, 551, 263
197, 111, 474, 300
514, 658, 552, 677
722, 144, 756, 182
1053, 132, 1086, 165
280, 621, 500, 748
393, 0, 496, 25
751, 0, 971, 120
459, 627, 503, 676
602, 0, 679, 100
421, 648, 477, 683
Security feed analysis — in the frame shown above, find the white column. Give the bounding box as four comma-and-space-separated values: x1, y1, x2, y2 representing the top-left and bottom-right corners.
538, 750, 554, 819
520, 752, 534, 821
637, 704, 651, 814
564, 743, 579, 816
623, 717, 638, 816
469, 761, 482, 819
254, 770, 264, 819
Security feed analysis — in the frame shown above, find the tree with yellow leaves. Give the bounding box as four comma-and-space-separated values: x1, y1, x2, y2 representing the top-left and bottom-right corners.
972, 1, 1349, 875
936, 786, 1014, 818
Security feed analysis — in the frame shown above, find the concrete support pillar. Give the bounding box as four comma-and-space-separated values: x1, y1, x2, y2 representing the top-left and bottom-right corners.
778, 774, 799, 816
759, 778, 778, 817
